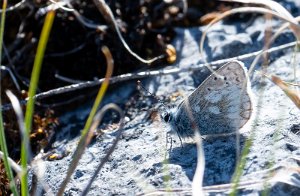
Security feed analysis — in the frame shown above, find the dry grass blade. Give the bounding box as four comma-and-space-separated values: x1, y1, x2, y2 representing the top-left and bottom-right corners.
57, 46, 114, 196
220, 0, 297, 22
199, 6, 300, 73
66, 3, 107, 31
181, 97, 205, 196
0, 0, 25, 13
192, 134, 205, 196
30, 158, 54, 196
92, 0, 164, 64
271, 16, 300, 50
139, 153, 300, 195
0, 151, 21, 174
48, 0, 74, 12
270, 167, 300, 188
219, 1, 300, 77
6, 90, 33, 191
5, 90, 28, 196
139, 155, 300, 195
138, 179, 267, 195
246, 16, 300, 76
0, 40, 298, 112
81, 104, 125, 195
1, 66, 20, 91
264, 74, 300, 109
36, 0, 74, 16
270, 155, 300, 188
6, 91, 26, 142
200, 3, 300, 85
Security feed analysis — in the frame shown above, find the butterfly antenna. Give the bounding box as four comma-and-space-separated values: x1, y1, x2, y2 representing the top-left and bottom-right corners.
177, 133, 183, 148
137, 80, 169, 112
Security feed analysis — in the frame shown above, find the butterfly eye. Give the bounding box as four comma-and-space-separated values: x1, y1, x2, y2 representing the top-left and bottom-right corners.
162, 112, 172, 122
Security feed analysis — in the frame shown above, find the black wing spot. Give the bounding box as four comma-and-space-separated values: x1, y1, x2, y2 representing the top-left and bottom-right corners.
161, 112, 172, 122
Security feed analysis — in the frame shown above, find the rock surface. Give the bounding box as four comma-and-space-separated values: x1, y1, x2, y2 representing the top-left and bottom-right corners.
31, 1, 300, 195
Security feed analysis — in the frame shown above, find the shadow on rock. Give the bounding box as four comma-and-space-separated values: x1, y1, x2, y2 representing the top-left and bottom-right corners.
169, 134, 246, 186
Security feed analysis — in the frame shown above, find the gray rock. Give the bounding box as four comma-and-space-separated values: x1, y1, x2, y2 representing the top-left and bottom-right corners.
30, 3, 300, 195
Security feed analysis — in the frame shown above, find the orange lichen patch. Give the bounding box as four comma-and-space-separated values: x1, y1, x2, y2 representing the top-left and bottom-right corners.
47, 152, 69, 161
165, 44, 177, 64
30, 109, 59, 153
169, 91, 183, 102
2, 108, 58, 160
1, 108, 58, 195
47, 153, 62, 161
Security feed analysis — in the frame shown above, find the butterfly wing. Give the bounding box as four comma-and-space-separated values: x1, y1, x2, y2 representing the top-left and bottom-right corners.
172, 61, 253, 137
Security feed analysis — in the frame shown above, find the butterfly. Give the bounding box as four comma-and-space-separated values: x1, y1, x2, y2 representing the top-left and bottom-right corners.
161, 60, 253, 138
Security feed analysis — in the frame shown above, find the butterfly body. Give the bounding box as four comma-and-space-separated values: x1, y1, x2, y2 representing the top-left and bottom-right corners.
163, 61, 253, 137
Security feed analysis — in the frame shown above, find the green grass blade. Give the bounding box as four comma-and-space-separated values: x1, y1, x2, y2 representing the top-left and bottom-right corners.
0, 0, 19, 195
57, 46, 113, 195
0, 118, 18, 196
230, 138, 252, 196
230, 88, 265, 195
81, 46, 113, 137
21, 10, 55, 196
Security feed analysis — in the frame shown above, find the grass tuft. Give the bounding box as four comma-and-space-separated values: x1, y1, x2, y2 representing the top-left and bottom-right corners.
0, 0, 19, 195
21, 10, 56, 196
57, 46, 114, 195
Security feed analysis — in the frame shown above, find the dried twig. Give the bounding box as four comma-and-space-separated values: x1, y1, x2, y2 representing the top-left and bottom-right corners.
1, 66, 21, 91
66, 3, 108, 32
1, 40, 298, 112
0, 0, 26, 13
92, 0, 164, 64
0, 151, 22, 174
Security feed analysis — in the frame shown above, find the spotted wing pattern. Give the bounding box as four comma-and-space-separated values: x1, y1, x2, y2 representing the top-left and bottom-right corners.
170, 61, 253, 137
